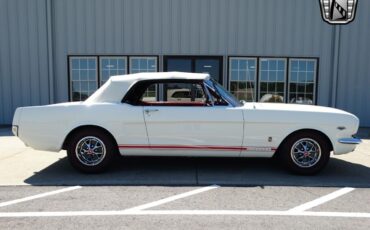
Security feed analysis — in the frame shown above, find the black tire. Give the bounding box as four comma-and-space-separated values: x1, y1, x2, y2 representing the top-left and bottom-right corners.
66, 128, 118, 173
279, 131, 331, 175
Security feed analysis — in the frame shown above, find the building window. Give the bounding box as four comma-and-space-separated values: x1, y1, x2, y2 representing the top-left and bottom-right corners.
69, 55, 159, 101
130, 56, 158, 98
69, 57, 98, 101
259, 58, 287, 103
129, 56, 158, 73
227, 56, 318, 104
288, 59, 317, 104
229, 57, 257, 102
100, 57, 127, 85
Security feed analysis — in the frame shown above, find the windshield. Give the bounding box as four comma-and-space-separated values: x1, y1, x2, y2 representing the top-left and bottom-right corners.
206, 79, 242, 107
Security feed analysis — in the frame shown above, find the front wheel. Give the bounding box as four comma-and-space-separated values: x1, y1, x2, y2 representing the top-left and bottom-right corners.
279, 131, 331, 175
67, 128, 117, 173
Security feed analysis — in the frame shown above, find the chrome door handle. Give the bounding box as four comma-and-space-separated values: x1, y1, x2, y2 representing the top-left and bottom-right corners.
144, 108, 159, 115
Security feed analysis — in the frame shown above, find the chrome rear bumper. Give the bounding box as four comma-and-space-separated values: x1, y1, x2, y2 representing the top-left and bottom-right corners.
338, 137, 362, 144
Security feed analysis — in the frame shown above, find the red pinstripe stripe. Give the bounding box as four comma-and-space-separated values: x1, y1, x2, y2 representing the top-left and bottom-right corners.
118, 144, 277, 152
118, 144, 244, 151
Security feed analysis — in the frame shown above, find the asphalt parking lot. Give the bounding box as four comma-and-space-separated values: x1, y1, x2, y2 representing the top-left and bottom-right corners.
1, 127, 370, 229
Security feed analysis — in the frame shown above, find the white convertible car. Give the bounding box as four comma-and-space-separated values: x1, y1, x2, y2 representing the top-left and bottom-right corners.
12, 72, 361, 174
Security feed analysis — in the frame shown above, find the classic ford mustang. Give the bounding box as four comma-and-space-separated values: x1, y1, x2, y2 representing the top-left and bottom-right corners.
12, 72, 361, 174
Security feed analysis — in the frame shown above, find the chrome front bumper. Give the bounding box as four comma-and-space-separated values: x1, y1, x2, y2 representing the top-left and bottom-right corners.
338, 137, 362, 144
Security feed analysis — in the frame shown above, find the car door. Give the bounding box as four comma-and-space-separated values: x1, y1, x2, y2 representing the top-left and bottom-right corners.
142, 81, 244, 157
115, 103, 150, 156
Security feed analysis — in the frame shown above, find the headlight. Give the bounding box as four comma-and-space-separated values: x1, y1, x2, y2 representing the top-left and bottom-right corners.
12, 125, 18, 136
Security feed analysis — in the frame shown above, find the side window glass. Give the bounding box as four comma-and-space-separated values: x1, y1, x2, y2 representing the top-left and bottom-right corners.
165, 83, 206, 102
140, 82, 207, 105
141, 84, 158, 102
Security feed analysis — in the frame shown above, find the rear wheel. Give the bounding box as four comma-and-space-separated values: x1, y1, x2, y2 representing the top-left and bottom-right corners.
279, 131, 331, 175
66, 128, 118, 173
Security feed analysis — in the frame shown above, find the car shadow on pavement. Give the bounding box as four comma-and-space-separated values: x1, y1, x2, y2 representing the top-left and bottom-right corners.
24, 156, 370, 188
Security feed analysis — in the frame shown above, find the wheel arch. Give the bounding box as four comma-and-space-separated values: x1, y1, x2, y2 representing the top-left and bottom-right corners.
275, 128, 334, 156
62, 125, 118, 150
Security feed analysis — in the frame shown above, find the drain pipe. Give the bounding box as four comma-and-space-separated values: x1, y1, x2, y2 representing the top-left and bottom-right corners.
331, 25, 340, 108
46, 0, 54, 104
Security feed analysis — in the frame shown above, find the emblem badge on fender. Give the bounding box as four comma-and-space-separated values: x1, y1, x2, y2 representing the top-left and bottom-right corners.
319, 0, 358, 24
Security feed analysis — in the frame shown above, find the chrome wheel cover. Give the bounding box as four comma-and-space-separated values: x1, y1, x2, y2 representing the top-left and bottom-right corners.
75, 136, 106, 166
290, 138, 321, 168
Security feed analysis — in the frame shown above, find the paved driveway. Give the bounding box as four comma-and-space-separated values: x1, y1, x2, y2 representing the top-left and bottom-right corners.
0, 127, 370, 229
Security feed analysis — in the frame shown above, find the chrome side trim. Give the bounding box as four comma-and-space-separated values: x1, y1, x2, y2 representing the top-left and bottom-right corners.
338, 138, 362, 145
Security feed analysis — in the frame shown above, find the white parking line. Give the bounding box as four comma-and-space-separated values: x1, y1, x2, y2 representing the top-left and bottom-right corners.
288, 187, 355, 212
0, 186, 82, 208
0, 210, 370, 218
126, 185, 219, 211
0, 185, 365, 218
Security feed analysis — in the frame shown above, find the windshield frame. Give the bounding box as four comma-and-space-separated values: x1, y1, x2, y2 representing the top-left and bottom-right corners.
204, 78, 242, 107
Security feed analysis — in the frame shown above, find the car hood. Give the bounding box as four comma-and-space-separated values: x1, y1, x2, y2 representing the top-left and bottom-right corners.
251, 103, 351, 115
238, 102, 359, 135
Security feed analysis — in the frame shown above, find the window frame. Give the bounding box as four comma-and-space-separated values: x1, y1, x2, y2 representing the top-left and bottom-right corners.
228, 57, 257, 102
288, 58, 318, 105
129, 56, 159, 100
67, 55, 319, 104
227, 56, 319, 105
68, 55, 159, 101
122, 79, 211, 107
68, 56, 98, 102
129, 56, 158, 73
99, 56, 128, 86
258, 57, 287, 103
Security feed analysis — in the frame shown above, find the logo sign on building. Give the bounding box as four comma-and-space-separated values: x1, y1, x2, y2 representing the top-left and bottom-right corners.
319, 0, 358, 24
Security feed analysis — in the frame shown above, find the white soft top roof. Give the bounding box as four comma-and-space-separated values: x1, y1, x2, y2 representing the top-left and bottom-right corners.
85, 72, 210, 103
111, 71, 209, 82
